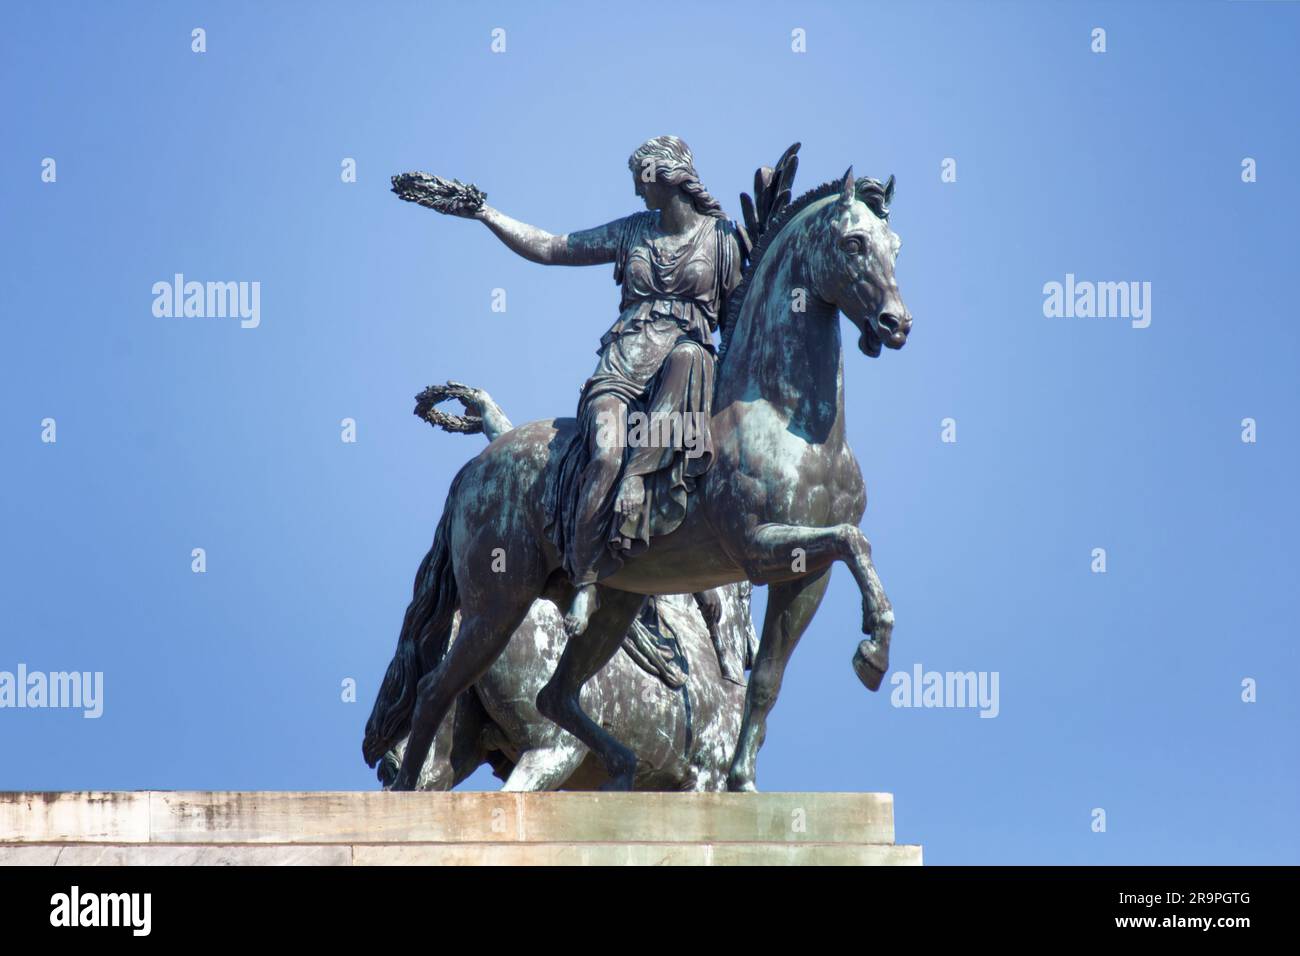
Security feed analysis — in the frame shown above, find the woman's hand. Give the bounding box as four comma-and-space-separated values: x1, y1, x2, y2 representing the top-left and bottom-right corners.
390, 172, 486, 218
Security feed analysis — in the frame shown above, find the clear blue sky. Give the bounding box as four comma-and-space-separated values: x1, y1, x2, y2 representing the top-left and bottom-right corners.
2, 1, 1296, 865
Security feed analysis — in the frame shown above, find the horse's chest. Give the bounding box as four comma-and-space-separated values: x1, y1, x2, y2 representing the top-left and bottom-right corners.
713, 412, 865, 527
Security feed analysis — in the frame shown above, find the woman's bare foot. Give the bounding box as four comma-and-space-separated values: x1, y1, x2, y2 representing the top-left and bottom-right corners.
564, 584, 600, 637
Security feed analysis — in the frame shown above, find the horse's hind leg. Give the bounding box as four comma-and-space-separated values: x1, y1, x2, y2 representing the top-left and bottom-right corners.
537, 586, 646, 790
391, 599, 533, 791
380, 689, 491, 790
430, 689, 499, 790
727, 568, 832, 792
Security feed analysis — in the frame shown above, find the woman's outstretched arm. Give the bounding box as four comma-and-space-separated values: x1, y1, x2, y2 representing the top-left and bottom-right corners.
474, 206, 625, 266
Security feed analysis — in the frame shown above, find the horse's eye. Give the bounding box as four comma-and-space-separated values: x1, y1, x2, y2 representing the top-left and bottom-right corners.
842, 237, 863, 256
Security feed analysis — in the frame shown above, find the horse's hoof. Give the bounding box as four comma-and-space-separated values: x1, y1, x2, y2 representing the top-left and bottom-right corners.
853, 639, 888, 692
726, 777, 759, 793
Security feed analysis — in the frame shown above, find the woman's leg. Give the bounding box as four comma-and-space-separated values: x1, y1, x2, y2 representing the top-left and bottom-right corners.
564, 393, 628, 636
610, 340, 716, 552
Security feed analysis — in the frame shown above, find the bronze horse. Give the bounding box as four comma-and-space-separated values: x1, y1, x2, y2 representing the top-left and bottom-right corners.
364, 157, 911, 791
373, 385, 758, 791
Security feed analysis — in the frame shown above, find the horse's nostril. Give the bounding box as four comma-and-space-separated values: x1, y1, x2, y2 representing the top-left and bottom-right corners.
879, 313, 901, 334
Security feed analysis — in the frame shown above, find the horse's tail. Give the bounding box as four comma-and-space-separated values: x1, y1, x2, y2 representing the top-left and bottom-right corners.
399, 486, 461, 669
362, 468, 465, 766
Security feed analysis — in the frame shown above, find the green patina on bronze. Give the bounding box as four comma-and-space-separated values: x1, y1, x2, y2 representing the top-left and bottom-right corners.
368, 141, 912, 791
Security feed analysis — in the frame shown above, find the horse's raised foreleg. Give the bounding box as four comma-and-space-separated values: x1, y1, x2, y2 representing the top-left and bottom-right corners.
848, 547, 895, 693
726, 569, 831, 792
537, 586, 647, 790
740, 522, 894, 690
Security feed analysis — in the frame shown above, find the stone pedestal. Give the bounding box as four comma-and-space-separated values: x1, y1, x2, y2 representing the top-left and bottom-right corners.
0, 791, 921, 866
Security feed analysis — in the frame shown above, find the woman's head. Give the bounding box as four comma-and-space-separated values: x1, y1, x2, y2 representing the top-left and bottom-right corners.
628, 135, 725, 218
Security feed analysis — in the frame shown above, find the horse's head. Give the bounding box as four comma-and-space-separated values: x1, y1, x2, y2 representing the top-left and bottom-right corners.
813, 168, 911, 358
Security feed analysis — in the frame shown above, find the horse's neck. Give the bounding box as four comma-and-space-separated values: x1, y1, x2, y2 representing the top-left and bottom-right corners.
717, 226, 847, 443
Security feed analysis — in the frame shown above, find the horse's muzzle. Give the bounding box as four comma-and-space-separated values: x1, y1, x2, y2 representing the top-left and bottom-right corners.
878, 312, 911, 349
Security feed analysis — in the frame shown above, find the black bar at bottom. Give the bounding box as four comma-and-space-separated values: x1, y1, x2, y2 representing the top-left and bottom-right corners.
0, 864, 1284, 941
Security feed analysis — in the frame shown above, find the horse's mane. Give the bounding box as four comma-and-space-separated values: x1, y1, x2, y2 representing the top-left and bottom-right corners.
720, 175, 892, 358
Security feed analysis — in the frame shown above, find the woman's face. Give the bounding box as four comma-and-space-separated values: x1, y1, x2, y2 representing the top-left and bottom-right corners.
632, 170, 673, 210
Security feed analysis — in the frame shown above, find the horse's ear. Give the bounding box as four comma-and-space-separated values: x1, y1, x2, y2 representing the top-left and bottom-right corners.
839, 166, 855, 203
884, 174, 896, 204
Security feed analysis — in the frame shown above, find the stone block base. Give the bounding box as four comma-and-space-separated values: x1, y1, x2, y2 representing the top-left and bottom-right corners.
0, 791, 921, 866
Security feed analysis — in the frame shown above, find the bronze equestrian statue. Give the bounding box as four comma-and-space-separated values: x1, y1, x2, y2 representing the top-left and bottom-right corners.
370, 384, 759, 791
365, 139, 912, 791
